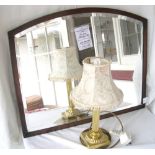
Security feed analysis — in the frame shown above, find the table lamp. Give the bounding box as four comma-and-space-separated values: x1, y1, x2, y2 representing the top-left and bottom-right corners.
70, 57, 123, 149
49, 47, 83, 119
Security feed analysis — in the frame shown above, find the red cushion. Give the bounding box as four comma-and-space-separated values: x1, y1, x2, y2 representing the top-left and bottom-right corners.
111, 70, 134, 81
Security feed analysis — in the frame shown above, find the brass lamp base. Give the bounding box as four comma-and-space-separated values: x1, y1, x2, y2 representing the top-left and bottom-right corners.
80, 128, 111, 149
62, 107, 82, 119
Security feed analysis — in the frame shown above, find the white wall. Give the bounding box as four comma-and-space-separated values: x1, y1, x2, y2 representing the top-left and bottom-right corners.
0, 5, 155, 148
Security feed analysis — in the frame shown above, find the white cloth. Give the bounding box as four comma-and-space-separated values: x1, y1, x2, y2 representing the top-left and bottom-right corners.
23, 108, 155, 149
147, 7, 155, 113
0, 31, 23, 148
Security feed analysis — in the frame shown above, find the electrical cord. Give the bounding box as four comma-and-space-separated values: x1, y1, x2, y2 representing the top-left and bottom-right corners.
104, 110, 123, 148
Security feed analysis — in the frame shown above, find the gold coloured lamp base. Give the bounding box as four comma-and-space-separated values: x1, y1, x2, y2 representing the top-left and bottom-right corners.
79, 108, 111, 149
62, 79, 84, 119
80, 128, 111, 149
62, 107, 82, 119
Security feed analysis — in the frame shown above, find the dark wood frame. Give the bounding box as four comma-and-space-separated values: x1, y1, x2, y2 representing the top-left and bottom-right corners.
8, 7, 147, 138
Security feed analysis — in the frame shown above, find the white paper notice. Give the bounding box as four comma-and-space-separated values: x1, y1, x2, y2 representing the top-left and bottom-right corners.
74, 25, 93, 51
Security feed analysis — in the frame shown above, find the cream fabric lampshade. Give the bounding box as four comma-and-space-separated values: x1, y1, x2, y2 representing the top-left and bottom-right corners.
48, 47, 82, 80
70, 57, 123, 111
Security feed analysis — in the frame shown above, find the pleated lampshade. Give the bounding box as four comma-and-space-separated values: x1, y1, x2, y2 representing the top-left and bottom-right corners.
70, 57, 123, 111
48, 47, 82, 80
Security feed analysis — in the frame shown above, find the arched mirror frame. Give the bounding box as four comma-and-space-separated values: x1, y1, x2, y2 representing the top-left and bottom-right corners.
8, 7, 147, 138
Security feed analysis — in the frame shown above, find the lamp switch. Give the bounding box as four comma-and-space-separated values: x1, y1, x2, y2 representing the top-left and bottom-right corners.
109, 130, 132, 146
119, 131, 132, 145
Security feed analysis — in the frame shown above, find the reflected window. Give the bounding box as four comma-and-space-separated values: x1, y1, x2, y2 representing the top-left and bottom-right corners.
91, 15, 118, 62
120, 20, 142, 55
15, 18, 70, 113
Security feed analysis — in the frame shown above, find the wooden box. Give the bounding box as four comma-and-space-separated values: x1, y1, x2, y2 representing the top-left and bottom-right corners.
26, 95, 44, 111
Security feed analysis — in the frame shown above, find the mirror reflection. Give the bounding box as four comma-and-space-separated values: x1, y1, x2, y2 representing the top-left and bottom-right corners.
14, 12, 143, 131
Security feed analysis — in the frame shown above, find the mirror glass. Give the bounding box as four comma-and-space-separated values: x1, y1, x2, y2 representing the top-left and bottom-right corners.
14, 12, 143, 132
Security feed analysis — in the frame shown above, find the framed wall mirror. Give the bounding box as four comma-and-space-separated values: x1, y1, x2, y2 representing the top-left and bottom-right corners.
8, 7, 147, 137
